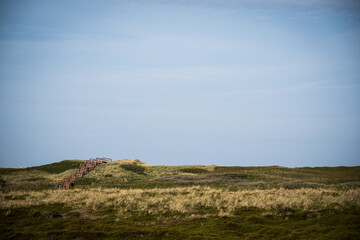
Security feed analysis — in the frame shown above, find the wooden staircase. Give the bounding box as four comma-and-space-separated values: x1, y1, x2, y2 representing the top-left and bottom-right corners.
56, 157, 112, 190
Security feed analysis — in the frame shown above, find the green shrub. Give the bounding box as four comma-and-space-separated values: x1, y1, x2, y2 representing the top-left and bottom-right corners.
119, 164, 146, 175
281, 183, 325, 189
0, 177, 5, 185
5, 194, 28, 200
31, 160, 83, 174
66, 211, 81, 217
179, 168, 209, 174
0, 160, 83, 175
75, 178, 97, 185
23, 177, 46, 182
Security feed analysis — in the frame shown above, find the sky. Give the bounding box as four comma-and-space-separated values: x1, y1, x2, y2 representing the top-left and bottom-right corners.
0, 0, 359, 167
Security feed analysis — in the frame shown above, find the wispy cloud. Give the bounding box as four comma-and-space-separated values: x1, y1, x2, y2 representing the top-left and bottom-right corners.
0, 23, 101, 40
109, 0, 360, 14
202, 79, 360, 100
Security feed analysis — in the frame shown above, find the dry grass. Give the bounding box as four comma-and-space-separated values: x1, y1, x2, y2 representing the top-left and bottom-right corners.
1, 161, 360, 218
1, 162, 360, 239
1, 187, 359, 217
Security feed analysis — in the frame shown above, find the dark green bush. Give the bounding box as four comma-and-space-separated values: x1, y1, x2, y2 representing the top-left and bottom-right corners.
5, 194, 28, 200
31, 160, 83, 174
179, 168, 209, 174
23, 177, 46, 182
0, 160, 83, 175
75, 178, 97, 185
120, 164, 146, 175
0, 177, 6, 185
224, 173, 251, 179
281, 183, 325, 189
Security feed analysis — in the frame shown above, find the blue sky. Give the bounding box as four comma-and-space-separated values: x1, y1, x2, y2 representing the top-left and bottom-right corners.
0, 0, 359, 167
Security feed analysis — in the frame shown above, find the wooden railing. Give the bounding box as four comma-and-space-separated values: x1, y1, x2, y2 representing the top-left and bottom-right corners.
56, 157, 111, 190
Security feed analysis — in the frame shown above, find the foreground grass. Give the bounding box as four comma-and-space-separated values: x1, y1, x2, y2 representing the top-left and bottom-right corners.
1, 203, 359, 240
1, 160, 360, 239
2, 187, 360, 215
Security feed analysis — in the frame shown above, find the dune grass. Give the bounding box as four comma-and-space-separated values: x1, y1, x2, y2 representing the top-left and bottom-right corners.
0, 160, 84, 175
1, 187, 359, 215
1, 159, 360, 239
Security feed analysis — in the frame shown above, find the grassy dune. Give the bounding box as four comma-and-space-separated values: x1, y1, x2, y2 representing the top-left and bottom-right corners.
1, 160, 360, 239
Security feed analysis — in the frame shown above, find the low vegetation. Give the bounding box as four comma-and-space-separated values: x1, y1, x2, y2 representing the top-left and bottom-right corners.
119, 163, 147, 175
179, 168, 209, 174
0, 160, 83, 175
1, 159, 360, 239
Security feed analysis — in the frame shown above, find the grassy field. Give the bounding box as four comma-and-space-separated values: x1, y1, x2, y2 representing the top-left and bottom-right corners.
1, 159, 360, 239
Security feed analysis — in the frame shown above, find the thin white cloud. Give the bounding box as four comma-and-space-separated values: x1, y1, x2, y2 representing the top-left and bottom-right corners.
206, 80, 360, 100
107, 0, 360, 13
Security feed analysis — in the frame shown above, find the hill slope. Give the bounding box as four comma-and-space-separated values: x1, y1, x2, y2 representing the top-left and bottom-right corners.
1, 159, 359, 191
